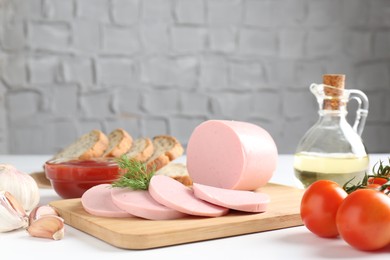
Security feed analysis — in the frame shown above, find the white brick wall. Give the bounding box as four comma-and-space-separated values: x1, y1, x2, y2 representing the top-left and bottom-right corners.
97, 57, 135, 86
112, 0, 139, 26
29, 55, 60, 84
175, 0, 205, 25
0, 0, 389, 155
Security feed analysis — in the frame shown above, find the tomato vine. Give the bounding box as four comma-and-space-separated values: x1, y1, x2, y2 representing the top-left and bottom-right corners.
342, 159, 390, 195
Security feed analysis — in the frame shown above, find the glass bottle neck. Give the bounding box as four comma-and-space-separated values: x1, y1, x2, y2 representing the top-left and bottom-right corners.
318, 109, 349, 125
319, 108, 347, 117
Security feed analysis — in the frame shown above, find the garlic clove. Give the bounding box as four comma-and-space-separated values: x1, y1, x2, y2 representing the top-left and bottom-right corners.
29, 205, 59, 223
3, 190, 27, 217
0, 191, 29, 232
27, 215, 64, 240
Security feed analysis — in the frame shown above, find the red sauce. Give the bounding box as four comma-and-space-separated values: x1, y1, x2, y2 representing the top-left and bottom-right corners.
45, 158, 121, 199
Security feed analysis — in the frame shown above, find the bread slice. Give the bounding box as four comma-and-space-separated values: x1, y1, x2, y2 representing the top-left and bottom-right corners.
155, 163, 192, 186
125, 137, 154, 162
146, 135, 184, 172
53, 129, 109, 160
103, 128, 133, 158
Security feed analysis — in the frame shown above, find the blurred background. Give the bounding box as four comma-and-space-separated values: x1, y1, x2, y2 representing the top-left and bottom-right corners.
0, 0, 389, 155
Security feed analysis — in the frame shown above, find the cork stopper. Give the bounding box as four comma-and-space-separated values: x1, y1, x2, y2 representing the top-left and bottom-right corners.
322, 74, 346, 110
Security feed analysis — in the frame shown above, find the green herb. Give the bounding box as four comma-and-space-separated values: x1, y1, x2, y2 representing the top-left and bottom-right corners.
111, 155, 156, 190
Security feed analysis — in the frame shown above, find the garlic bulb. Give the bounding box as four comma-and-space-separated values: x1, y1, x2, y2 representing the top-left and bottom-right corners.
0, 190, 29, 232
0, 164, 40, 211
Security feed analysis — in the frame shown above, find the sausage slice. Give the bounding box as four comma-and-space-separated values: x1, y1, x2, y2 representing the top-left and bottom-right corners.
193, 183, 270, 212
110, 188, 187, 220
149, 175, 229, 217
81, 184, 132, 218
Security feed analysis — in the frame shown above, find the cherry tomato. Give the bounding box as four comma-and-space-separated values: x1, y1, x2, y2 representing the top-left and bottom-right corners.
300, 180, 347, 238
368, 177, 390, 192
336, 189, 390, 251
366, 183, 382, 190
368, 176, 388, 186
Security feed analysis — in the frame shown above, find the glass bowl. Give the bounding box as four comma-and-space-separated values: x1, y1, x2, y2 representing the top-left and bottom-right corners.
45, 158, 121, 199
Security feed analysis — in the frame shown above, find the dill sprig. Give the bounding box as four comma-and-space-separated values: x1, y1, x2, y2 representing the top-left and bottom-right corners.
111, 155, 156, 190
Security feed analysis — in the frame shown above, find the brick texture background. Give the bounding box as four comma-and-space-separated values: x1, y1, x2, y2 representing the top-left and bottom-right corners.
0, 0, 389, 155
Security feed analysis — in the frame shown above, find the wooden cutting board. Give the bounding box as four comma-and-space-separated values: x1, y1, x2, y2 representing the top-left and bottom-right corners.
50, 183, 304, 250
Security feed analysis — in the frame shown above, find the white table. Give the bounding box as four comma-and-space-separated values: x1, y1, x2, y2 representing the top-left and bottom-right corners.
1, 154, 389, 259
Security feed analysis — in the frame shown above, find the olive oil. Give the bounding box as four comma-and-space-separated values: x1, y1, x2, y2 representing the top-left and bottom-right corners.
293, 152, 369, 188
294, 75, 370, 189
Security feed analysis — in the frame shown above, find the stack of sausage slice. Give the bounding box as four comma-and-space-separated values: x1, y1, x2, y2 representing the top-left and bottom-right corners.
81, 175, 270, 220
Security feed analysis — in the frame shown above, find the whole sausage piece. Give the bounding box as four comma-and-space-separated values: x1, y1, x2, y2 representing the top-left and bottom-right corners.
186, 120, 278, 191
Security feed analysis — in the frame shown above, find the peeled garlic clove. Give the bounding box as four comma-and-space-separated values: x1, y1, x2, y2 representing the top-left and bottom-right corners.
29, 205, 59, 223
27, 215, 64, 240
0, 191, 29, 232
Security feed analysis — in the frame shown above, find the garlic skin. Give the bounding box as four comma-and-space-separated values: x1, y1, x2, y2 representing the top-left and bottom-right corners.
27, 215, 64, 240
0, 164, 40, 211
27, 205, 65, 240
0, 191, 29, 232
29, 205, 59, 223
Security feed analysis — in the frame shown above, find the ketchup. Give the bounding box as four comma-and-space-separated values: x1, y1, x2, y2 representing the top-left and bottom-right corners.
45, 158, 121, 199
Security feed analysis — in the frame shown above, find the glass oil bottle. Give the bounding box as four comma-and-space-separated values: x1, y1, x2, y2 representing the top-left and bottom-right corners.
294, 74, 369, 188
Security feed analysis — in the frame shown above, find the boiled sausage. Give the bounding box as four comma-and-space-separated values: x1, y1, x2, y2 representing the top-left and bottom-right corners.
193, 183, 270, 212
81, 184, 132, 218
110, 187, 187, 220
186, 120, 278, 190
149, 175, 229, 217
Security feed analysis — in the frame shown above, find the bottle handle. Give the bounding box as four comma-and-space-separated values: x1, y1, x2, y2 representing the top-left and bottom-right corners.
348, 89, 369, 136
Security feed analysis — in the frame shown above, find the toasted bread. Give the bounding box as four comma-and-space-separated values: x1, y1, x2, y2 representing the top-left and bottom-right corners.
155, 162, 192, 186
125, 137, 154, 162
146, 135, 184, 172
103, 128, 133, 158
53, 129, 109, 160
